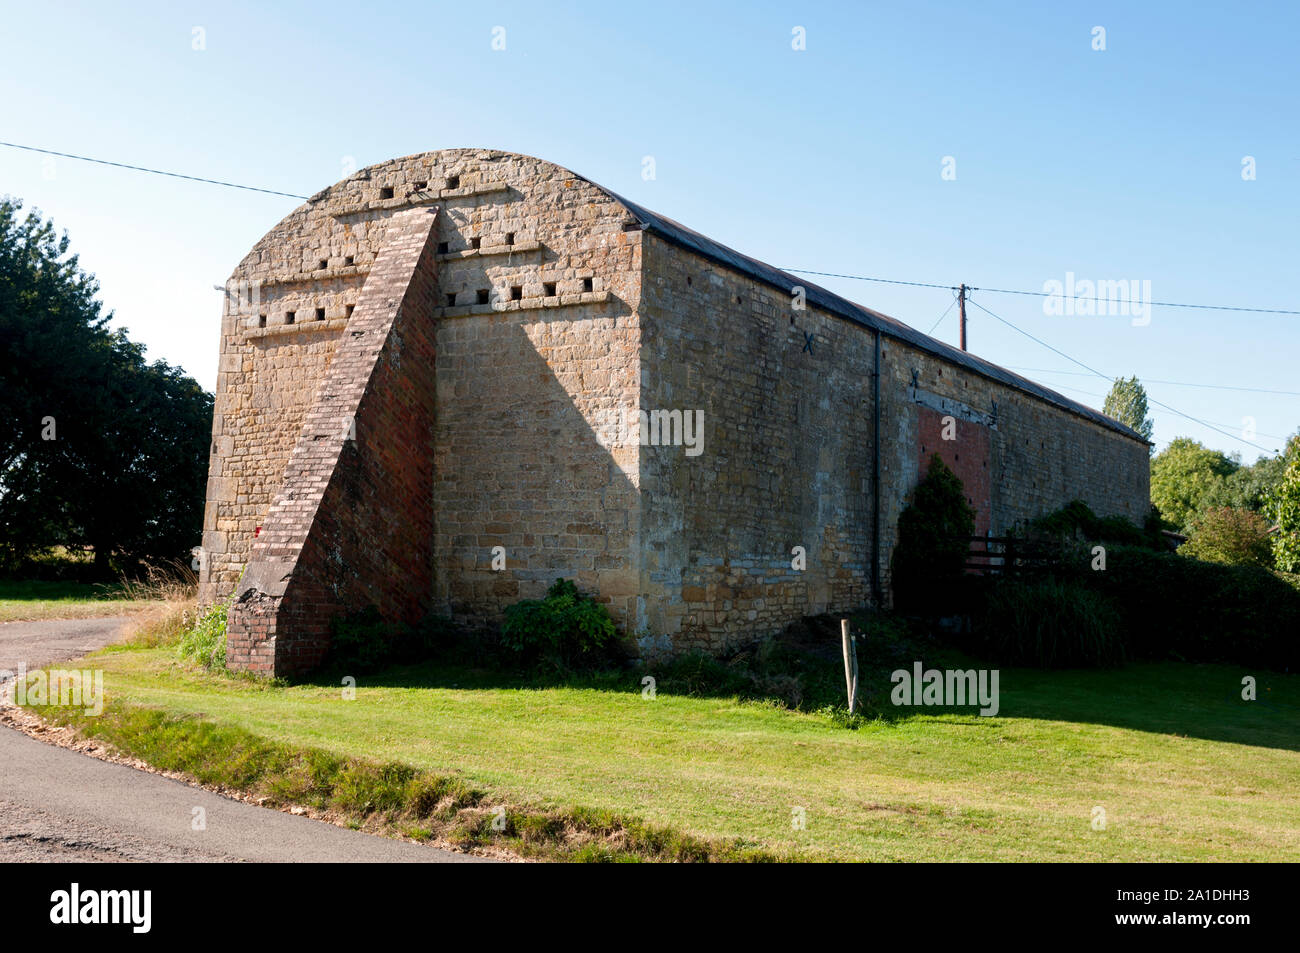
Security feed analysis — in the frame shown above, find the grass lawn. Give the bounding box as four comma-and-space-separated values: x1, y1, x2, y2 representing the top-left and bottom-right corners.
62, 639, 1300, 861
0, 579, 159, 623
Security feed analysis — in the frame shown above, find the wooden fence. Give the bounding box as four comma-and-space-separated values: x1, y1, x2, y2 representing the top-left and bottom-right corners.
954, 536, 1061, 576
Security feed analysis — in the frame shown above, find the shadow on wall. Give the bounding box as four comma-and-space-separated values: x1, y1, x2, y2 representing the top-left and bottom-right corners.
431, 300, 641, 636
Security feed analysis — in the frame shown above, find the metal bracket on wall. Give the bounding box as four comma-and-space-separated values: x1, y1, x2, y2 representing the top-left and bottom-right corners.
909, 385, 998, 429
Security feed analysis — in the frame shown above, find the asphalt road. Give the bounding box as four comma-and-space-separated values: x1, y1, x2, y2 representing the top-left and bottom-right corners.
0, 616, 482, 862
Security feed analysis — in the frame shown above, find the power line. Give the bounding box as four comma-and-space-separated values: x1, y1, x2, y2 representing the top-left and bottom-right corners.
0, 141, 309, 199
3, 139, 1294, 315
4, 140, 1293, 316
965, 297, 1275, 454
927, 289, 960, 334
783, 266, 1300, 316
1003, 366, 1300, 398
781, 269, 957, 292
2, 140, 1292, 422
1047, 380, 1293, 443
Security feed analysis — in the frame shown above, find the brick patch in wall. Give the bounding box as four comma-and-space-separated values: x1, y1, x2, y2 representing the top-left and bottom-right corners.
224, 206, 442, 676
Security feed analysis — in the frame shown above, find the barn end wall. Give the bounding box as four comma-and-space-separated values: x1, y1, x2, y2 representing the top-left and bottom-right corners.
203, 150, 647, 667
637, 232, 1150, 655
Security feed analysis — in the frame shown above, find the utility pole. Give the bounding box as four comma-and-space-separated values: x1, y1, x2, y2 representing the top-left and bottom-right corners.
958, 283, 967, 351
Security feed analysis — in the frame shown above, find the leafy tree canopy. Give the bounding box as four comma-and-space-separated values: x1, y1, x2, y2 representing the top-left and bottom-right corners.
0, 197, 213, 574
1265, 436, 1300, 573
1149, 437, 1239, 534
1103, 376, 1154, 449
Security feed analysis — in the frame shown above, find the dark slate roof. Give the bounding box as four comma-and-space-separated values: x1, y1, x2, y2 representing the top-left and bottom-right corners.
604, 190, 1147, 444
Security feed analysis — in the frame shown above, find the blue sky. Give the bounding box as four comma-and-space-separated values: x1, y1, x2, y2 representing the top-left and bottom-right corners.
2, 0, 1296, 458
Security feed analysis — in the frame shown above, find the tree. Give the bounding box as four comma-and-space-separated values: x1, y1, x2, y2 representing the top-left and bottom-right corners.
892, 454, 976, 612
1149, 437, 1238, 534
1265, 436, 1300, 573
0, 197, 212, 574
1103, 376, 1154, 449
1181, 507, 1273, 567
1204, 452, 1289, 513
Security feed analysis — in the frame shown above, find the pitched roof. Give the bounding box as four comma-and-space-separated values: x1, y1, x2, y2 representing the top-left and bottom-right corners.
606, 191, 1148, 444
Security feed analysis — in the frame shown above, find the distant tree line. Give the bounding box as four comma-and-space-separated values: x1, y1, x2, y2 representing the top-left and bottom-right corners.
1102, 377, 1298, 571
0, 197, 212, 576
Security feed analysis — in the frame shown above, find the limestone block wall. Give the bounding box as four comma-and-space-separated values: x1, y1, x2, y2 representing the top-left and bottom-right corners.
636, 233, 875, 655
635, 232, 1150, 654
431, 300, 641, 630
424, 167, 643, 630
201, 150, 645, 621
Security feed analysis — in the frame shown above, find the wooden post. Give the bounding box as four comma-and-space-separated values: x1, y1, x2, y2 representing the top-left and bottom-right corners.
958, 283, 967, 352
841, 619, 859, 712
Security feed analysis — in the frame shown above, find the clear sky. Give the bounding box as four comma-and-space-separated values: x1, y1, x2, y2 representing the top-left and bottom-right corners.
2, 0, 1296, 459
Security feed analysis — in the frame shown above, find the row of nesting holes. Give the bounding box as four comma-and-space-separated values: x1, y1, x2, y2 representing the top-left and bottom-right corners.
444, 278, 593, 307
378, 174, 459, 200
436, 233, 513, 254
257, 304, 355, 328
304, 255, 355, 273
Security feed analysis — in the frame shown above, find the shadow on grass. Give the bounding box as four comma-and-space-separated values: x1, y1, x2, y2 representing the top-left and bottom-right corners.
990, 662, 1300, 752
288, 611, 1300, 753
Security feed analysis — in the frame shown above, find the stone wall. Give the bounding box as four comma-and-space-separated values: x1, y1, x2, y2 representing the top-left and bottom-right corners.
635, 233, 876, 656
203, 147, 1150, 674
635, 232, 1150, 655
201, 150, 645, 620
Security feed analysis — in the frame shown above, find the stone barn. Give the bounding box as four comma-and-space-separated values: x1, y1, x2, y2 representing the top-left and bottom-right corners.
198, 148, 1150, 676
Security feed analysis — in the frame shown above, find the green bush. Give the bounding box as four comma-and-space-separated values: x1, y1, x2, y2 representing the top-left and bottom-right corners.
1090, 545, 1300, 670
975, 578, 1124, 668
177, 602, 228, 670
892, 455, 976, 613
329, 608, 459, 673
501, 578, 616, 669
1027, 499, 1163, 550
1265, 441, 1300, 573
1181, 506, 1274, 567
330, 606, 392, 672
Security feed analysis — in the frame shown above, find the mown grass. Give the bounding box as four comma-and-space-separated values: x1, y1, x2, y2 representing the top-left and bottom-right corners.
0, 579, 158, 622
31, 699, 777, 862
28, 631, 1300, 862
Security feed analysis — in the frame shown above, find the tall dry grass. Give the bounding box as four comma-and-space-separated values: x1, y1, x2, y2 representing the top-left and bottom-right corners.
119, 561, 200, 648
